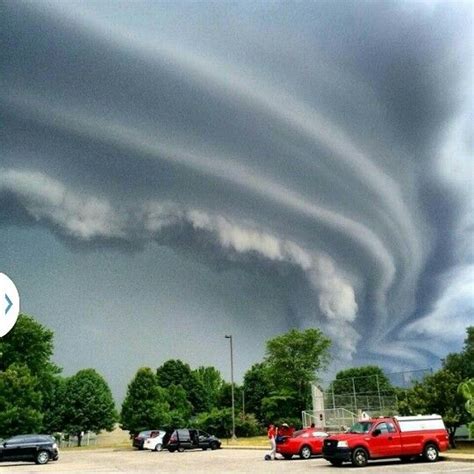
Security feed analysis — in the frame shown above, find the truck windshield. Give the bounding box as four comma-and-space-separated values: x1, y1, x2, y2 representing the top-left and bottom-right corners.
348, 422, 373, 433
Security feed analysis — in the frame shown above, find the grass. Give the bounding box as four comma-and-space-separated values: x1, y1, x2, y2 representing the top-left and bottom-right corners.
60, 426, 132, 450
222, 436, 268, 447
450, 441, 474, 454
61, 428, 270, 451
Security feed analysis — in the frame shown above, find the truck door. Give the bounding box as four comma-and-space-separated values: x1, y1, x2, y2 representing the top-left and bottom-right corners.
368, 422, 402, 458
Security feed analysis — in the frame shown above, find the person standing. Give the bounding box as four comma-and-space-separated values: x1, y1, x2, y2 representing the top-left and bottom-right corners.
267, 424, 278, 460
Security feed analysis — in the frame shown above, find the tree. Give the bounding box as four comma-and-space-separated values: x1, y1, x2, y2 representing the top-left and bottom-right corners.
0, 363, 43, 437
398, 326, 474, 448
261, 389, 300, 427
329, 366, 394, 396
263, 328, 331, 419
443, 327, 474, 380
458, 378, 474, 417
0, 314, 60, 377
328, 366, 396, 413
166, 384, 192, 427
41, 375, 66, 434
458, 378, 474, 439
0, 313, 66, 436
194, 408, 261, 438
121, 367, 171, 435
243, 363, 272, 423
194, 366, 224, 410
63, 369, 117, 446
399, 369, 469, 448
217, 381, 243, 413
156, 359, 209, 413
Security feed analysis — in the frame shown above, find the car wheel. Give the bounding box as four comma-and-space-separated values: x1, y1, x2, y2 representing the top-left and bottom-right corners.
329, 459, 343, 466
423, 443, 439, 462
202, 447, 208, 451
177, 446, 185, 452
282, 454, 292, 460
299, 445, 312, 459
35, 450, 50, 465
352, 447, 368, 467
210, 441, 219, 450
154, 443, 162, 452
168, 447, 176, 453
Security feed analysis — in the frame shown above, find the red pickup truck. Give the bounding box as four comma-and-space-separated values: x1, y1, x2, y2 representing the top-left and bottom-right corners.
322, 415, 449, 467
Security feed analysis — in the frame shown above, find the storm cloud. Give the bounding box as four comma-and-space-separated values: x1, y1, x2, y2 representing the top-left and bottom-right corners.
1, 0, 472, 398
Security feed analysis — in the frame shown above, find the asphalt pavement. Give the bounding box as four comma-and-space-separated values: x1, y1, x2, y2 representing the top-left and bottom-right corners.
0, 448, 472, 473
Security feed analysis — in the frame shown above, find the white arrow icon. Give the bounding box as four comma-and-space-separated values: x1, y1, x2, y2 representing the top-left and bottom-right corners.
0, 273, 20, 337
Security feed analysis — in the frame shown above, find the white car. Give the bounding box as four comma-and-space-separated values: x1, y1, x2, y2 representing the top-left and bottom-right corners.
143, 431, 167, 451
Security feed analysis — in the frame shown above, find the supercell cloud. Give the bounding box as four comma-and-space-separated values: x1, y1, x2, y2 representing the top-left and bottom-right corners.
1, 0, 473, 396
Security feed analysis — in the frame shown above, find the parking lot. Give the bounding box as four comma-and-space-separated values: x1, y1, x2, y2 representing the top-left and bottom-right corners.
1, 448, 473, 473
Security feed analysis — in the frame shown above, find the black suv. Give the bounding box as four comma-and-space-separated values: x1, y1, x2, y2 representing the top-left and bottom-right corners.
0, 434, 59, 464
167, 429, 221, 452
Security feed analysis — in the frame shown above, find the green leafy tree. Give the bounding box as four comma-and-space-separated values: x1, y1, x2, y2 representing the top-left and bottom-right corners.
166, 384, 193, 427
0, 314, 60, 376
194, 408, 261, 438
194, 366, 224, 410
41, 375, 67, 434
121, 367, 171, 435
63, 369, 117, 446
458, 378, 474, 417
263, 328, 331, 419
328, 366, 395, 413
157, 359, 209, 413
217, 381, 243, 413
0, 313, 65, 436
329, 366, 395, 395
443, 327, 474, 380
243, 362, 272, 423
0, 363, 43, 437
261, 389, 299, 426
399, 369, 469, 448
458, 378, 474, 439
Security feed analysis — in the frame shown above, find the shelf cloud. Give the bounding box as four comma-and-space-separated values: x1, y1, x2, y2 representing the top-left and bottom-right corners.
1, 0, 472, 396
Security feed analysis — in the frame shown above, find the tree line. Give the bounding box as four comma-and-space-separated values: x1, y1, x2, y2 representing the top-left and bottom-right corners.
0, 313, 472, 447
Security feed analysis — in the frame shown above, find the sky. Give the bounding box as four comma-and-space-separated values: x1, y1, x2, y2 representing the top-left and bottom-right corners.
1, 0, 473, 403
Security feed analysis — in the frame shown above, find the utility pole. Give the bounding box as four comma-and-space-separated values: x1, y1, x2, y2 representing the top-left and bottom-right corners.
225, 334, 236, 440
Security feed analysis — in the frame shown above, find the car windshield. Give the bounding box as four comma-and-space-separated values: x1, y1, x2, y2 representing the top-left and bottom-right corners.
138, 431, 151, 437
348, 422, 373, 433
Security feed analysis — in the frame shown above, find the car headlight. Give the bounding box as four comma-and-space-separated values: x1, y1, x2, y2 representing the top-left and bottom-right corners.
52, 443, 58, 449
337, 440, 349, 448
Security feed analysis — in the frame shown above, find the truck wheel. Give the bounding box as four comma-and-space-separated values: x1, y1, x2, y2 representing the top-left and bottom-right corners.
352, 447, 368, 467
423, 443, 439, 462
210, 441, 219, 450
177, 446, 185, 452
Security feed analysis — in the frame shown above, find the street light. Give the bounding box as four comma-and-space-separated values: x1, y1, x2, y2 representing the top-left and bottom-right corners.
225, 334, 236, 440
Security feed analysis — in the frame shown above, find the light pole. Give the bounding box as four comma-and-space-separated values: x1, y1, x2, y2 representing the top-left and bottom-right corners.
225, 334, 236, 440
